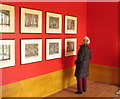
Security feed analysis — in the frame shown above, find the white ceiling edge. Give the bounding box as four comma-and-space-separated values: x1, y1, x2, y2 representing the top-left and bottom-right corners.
0, 0, 119, 2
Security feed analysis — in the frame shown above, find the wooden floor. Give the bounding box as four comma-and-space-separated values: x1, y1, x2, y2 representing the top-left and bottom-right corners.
48, 80, 119, 97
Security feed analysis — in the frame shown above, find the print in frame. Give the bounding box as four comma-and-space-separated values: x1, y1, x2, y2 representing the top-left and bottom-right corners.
21, 39, 42, 64
21, 8, 42, 33
0, 4, 15, 33
0, 40, 15, 68
65, 15, 77, 34
46, 12, 62, 33
65, 38, 77, 57
46, 39, 62, 60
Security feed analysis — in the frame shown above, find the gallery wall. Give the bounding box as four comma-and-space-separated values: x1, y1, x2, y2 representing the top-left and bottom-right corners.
1, 2, 87, 85
87, 2, 118, 67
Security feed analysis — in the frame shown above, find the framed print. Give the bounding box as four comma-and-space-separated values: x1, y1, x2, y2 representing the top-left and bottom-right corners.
46, 39, 62, 60
46, 12, 62, 33
21, 8, 42, 33
65, 38, 77, 57
0, 4, 15, 33
21, 39, 42, 64
65, 15, 77, 34
0, 40, 15, 68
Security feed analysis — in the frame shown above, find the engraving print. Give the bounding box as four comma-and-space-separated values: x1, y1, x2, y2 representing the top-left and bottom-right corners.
67, 42, 74, 52
49, 43, 59, 55
0, 45, 10, 61
25, 43, 39, 57
49, 16, 59, 29
67, 19, 75, 30
0, 10, 10, 26
25, 13, 38, 27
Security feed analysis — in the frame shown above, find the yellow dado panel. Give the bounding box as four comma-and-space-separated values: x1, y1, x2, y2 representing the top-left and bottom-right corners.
2, 66, 76, 97
88, 64, 119, 84
1, 64, 119, 97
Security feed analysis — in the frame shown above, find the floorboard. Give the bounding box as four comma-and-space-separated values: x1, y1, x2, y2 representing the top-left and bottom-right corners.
48, 80, 119, 97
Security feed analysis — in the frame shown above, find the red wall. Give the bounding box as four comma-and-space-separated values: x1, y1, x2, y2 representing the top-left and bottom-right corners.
118, 1, 120, 67
87, 2, 118, 67
1, 2, 87, 85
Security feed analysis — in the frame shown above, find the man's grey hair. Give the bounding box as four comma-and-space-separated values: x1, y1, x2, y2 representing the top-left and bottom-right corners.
82, 36, 90, 45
